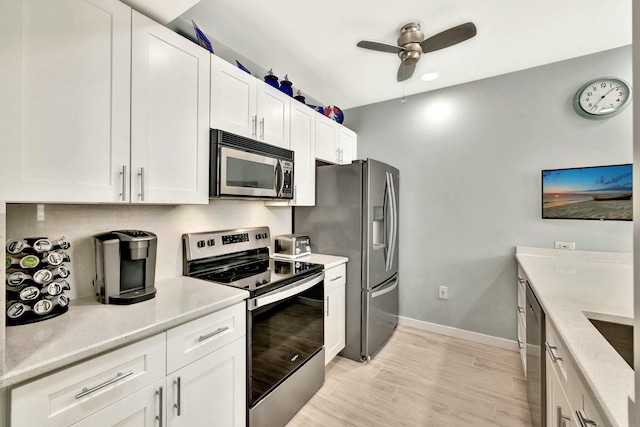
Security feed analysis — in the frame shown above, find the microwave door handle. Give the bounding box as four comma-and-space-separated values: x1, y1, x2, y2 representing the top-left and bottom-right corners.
275, 161, 285, 197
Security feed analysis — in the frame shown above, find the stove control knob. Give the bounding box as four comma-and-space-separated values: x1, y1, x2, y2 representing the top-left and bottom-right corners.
197, 240, 206, 248
262, 280, 268, 285
305, 245, 311, 252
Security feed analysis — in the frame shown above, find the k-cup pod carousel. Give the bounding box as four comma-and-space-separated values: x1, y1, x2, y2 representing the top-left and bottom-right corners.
5, 236, 72, 326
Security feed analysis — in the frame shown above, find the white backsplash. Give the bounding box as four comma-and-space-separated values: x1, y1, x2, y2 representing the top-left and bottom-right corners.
6, 201, 292, 299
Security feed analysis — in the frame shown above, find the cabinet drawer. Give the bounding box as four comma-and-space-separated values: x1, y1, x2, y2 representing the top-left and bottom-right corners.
11, 333, 166, 427
166, 302, 246, 373
546, 320, 580, 410
324, 264, 346, 292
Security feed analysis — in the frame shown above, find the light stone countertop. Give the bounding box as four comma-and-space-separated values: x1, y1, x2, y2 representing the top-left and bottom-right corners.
516, 246, 633, 427
291, 253, 349, 269
2, 276, 248, 389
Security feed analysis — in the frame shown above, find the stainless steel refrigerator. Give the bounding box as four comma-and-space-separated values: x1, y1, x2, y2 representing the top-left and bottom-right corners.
294, 158, 399, 362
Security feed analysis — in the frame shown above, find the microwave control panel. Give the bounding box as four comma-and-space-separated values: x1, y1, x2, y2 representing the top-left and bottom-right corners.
282, 161, 293, 196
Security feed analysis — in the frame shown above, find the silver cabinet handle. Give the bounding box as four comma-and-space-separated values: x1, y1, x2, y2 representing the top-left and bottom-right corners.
336, 148, 340, 163
75, 370, 134, 399
576, 410, 597, 426
260, 117, 265, 139
518, 305, 525, 314
119, 165, 127, 201
198, 326, 229, 342
137, 167, 145, 201
517, 339, 524, 350
293, 185, 297, 203
518, 278, 526, 284
156, 386, 164, 426
558, 406, 572, 427
326, 296, 330, 316
330, 276, 343, 281
173, 377, 182, 416
545, 342, 563, 363
252, 115, 257, 138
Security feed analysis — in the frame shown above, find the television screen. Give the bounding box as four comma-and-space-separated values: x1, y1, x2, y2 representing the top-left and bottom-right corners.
542, 164, 632, 221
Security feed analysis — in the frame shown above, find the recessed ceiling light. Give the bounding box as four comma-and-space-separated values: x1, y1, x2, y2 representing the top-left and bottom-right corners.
421, 72, 439, 81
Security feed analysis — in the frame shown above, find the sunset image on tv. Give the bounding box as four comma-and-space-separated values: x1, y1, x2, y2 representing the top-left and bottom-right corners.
542, 164, 632, 220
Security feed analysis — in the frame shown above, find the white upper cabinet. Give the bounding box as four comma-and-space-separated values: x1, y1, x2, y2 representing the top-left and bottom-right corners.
315, 113, 339, 163
289, 101, 316, 206
131, 11, 210, 204
0, 0, 210, 204
210, 55, 291, 149
338, 126, 357, 165
0, 0, 132, 203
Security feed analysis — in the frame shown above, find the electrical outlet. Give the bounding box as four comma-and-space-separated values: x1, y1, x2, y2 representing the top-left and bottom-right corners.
554, 241, 575, 250
36, 204, 45, 221
439, 286, 448, 299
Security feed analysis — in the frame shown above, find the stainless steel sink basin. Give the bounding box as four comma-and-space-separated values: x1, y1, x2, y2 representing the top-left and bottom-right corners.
587, 317, 633, 369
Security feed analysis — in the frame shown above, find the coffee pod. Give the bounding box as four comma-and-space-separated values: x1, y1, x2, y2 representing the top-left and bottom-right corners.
31, 265, 69, 285
6, 254, 40, 270
18, 286, 41, 301
6, 240, 27, 255
47, 294, 70, 309
6, 271, 32, 286
33, 298, 54, 315
40, 280, 71, 296
6, 301, 29, 320
45, 251, 70, 266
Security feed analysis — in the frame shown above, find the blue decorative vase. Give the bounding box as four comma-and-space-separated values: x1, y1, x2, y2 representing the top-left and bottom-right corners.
279, 75, 293, 97
264, 69, 279, 88
294, 90, 306, 104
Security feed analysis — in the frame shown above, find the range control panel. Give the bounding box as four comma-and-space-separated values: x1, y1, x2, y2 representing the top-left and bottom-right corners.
183, 227, 271, 261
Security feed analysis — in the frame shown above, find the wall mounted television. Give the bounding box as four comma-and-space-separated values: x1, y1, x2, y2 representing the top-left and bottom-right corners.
542, 164, 632, 221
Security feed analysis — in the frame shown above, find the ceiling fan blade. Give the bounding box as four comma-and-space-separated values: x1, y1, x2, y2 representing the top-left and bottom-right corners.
397, 62, 416, 82
421, 22, 477, 53
357, 40, 403, 54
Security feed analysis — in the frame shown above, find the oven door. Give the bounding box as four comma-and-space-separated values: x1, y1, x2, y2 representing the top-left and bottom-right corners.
219, 145, 283, 198
248, 272, 324, 407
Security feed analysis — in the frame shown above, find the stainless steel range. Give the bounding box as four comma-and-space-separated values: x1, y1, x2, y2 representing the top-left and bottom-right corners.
182, 227, 325, 427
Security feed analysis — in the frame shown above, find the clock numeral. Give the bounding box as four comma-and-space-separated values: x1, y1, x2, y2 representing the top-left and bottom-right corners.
619, 92, 623, 96
585, 97, 590, 102
592, 86, 597, 91
587, 92, 593, 96
601, 83, 607, 88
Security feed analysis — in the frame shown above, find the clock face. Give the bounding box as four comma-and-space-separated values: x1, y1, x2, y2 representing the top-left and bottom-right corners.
573, 77, 632, 119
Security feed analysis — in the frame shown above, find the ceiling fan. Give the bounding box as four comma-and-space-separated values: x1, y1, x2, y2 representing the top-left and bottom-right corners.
357, 21, 477, 82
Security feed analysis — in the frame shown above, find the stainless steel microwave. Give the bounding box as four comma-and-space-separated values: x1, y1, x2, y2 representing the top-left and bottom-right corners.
210, 129, 294, 199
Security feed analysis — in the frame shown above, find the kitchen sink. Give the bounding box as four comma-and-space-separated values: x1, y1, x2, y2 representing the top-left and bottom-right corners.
587, 316, 633, 369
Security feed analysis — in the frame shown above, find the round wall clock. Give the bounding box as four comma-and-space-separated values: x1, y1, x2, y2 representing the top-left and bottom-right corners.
573, 77, 632, 119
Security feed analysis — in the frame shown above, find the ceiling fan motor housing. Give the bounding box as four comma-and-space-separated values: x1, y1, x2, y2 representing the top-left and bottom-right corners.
397, 23, 424, 64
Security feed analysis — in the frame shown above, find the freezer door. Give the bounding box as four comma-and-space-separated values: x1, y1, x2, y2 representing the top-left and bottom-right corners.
361, 274, 399, 361
364, 160, 399, 289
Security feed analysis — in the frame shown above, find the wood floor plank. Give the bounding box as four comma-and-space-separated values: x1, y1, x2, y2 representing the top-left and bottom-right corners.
286, 325, 533, 427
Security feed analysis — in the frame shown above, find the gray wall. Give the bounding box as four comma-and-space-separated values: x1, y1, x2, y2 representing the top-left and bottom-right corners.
344, 46, 633, 340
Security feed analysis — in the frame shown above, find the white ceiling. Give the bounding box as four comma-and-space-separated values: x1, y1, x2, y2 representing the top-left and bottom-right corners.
176, 0, 631, 110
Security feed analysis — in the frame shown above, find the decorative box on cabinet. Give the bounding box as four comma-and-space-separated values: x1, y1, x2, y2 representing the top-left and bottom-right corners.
210, 55, 291, 149
324, 263, 346, 365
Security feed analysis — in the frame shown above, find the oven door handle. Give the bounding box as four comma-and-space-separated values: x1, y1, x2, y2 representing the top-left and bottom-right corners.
248, 272, 325, 311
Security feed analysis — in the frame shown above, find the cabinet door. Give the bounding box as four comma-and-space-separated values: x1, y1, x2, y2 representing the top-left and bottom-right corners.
315, 114, 339, 163
324, 265, 346, 366
257, 83, 291, 148
290, 101, 316, 206
70, 379, 165, 427
166, 338, 246, 427
0, 0, 131, 203
338, 126, 357, 164
210, 55, 257, 139
131, 11, 210, 204
547, 363, 576, 427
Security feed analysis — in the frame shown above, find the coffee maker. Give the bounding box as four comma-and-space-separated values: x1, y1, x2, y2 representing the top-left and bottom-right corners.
93, 230, 157, 304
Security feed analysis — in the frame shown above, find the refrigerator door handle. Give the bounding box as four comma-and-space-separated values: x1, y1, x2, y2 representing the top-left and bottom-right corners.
371, 277, 398, 298
388, 171, 398, 270
384, 172, 394, 271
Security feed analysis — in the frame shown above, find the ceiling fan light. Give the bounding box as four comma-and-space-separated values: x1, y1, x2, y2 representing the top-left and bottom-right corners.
421, 72, 439, 81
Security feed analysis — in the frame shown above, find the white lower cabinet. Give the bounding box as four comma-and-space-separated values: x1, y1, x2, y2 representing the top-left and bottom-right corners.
166, 338, 245, 427
324, 263, 346, 365
70, 379, 165, 427
517, 266, 527, 377
9, 302, 247, 427
546, 317, 608, 427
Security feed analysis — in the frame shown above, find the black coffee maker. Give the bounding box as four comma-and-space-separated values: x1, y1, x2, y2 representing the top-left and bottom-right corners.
93, 230, 157, 304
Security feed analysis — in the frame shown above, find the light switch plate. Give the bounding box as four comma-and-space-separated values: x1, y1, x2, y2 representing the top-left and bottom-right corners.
554, 241, 575, 250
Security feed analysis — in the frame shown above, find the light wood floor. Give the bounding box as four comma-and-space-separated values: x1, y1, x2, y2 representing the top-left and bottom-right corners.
286, 325, 533, 427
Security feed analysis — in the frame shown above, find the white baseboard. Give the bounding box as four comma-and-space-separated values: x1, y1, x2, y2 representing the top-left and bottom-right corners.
398, 316, 519, 352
